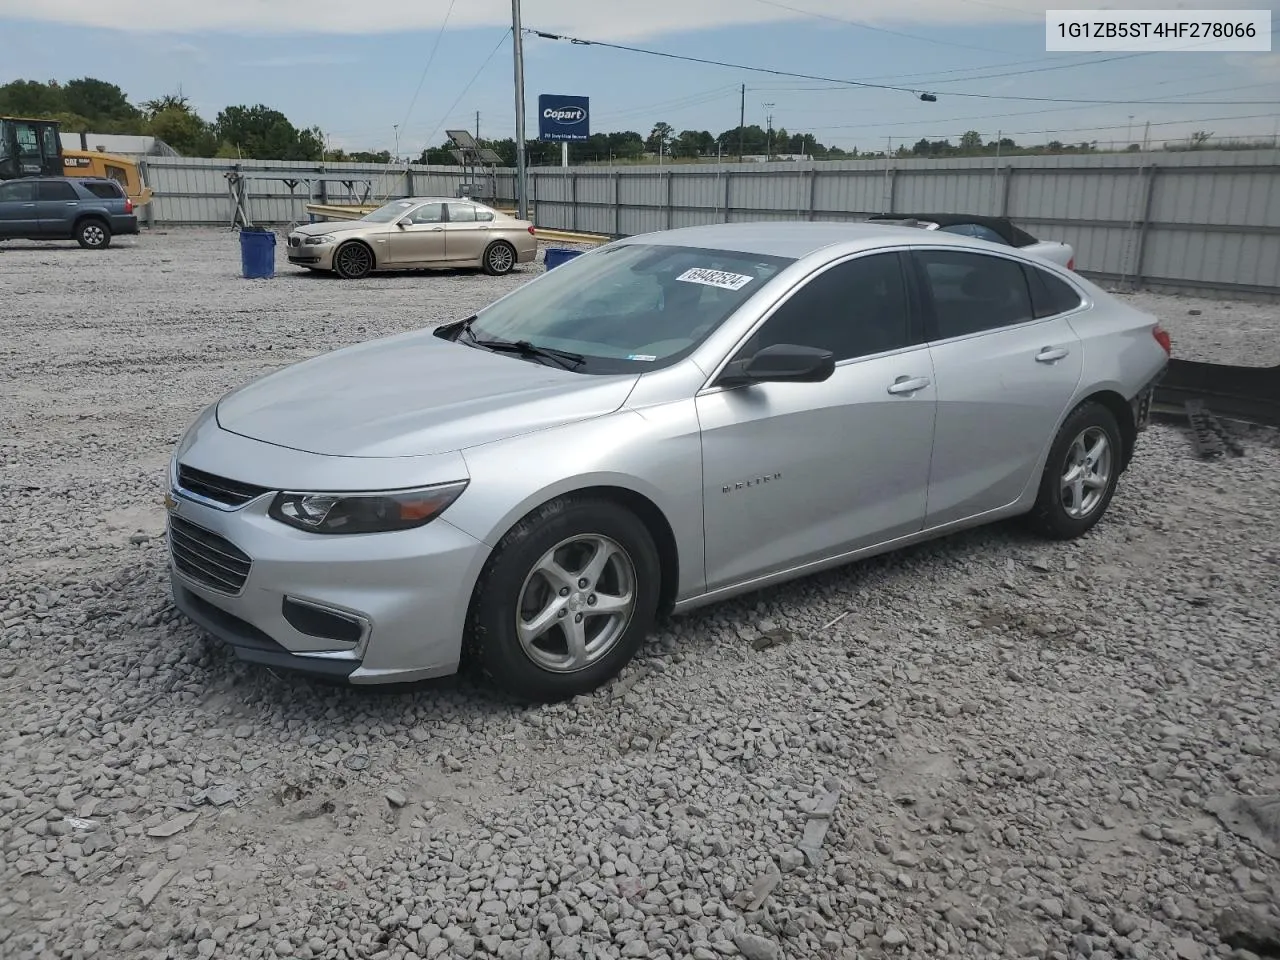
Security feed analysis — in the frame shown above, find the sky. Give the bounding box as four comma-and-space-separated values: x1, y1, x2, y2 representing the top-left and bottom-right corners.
1, 0, 1277, 157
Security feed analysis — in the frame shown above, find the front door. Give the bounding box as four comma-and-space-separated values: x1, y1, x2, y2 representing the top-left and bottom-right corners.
0, 180, 38, 238
911, 248, 1083, 527
385, 201, 446, 265
697, 251, 937, 591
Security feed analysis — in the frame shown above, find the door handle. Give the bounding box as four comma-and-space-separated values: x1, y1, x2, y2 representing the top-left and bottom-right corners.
430, 226, 444, 231
1036, 347, 1069, 363
887, 376, 930, 395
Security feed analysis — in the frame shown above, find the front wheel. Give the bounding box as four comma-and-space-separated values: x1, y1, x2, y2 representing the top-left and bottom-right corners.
76, 219, 111, 250
468, 497, 661, 702
1027, 401, 1123, 540
333, 241, 373, 279
482, 241, 516, 276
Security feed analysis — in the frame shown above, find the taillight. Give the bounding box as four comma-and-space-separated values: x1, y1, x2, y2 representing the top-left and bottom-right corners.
1152, 323, 1171, 356
1066, 257, 1075, 271
124, 198, 134, 214
527, 225, 536, 236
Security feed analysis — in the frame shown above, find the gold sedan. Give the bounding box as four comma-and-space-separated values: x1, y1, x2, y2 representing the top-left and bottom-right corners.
286, 197, 538, 279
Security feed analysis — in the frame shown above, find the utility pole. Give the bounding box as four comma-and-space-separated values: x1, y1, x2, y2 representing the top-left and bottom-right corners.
476, 111, 481, 140
511, 0, 529, 220
738, 83, 745, 162
763, 103, 775, 161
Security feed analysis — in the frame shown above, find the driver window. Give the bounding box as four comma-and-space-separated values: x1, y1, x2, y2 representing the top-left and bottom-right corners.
742, 252, 912, 362
409, 203, 444, 224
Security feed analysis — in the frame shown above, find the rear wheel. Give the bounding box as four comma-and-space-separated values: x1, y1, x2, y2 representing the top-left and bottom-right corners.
76, 219, 111, 250
1027, 401, 1122, 539
333, 241, 373, 279
468, 497, 660, 702
482, 241, 516, 276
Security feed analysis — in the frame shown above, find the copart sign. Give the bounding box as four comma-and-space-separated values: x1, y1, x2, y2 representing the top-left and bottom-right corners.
538, 94, 590, 142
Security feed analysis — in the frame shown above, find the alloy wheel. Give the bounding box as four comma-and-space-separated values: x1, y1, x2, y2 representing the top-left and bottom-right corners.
515, 534, 637, 673
1060, 426, 1112, 519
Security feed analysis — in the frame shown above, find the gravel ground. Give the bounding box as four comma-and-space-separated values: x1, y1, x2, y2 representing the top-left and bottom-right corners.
2, 228, 1279, 960
1114, 291, 1280, 368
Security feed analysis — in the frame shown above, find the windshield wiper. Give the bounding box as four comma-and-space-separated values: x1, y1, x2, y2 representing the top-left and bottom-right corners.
451, 316, 585, 370
469, 335, 586, 371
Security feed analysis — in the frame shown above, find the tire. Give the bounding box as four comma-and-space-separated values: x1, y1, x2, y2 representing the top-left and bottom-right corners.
76, 219, 111, 250
1027, 401, 1123, 540
333, 240, 374, 279
482, 240, 516, 276
468, 496, 661, 702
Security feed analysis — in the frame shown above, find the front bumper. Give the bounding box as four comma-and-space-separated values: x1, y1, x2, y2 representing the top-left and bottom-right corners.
165, 436, 490, 684
286, 235, 337, 269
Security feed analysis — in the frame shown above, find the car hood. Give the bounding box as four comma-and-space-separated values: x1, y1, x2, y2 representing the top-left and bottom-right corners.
215, 330, 639, 458
291, 220, 381, 237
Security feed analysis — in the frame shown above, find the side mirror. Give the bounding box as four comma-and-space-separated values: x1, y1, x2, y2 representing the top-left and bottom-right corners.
397, 218, 413, 228
718, 343, 835, 387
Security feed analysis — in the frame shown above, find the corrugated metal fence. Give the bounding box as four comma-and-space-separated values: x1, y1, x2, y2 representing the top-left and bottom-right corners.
141, 151, 1280, 298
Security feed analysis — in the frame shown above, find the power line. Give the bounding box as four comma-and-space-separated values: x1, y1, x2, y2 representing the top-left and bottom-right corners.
397, 0, 459, 135
416, 28, 511, 157
525, 29, 1280, 106
837, 112, 1280, 141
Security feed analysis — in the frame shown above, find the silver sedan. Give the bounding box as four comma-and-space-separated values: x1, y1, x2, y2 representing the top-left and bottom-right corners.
166, 222, 1169, 701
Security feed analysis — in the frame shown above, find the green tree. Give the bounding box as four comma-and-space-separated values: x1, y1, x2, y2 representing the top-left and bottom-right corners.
0, 79, 66, 118
142, 93, 215, 156
646, 122, 674, 155
62, 78, 141, 131
959, 130, 983, 152
213, 104, 323, 161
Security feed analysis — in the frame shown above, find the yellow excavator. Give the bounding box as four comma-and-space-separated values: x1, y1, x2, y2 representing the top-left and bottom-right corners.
1, 115, 153, 206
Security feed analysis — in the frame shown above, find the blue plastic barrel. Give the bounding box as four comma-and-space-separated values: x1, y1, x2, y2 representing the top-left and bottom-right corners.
544, 248, 583, 271
239, 227, 276, 279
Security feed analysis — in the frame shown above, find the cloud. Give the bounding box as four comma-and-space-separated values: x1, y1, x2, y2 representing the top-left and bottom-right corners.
0, 0, 1050, 38
241, 53, 360, 67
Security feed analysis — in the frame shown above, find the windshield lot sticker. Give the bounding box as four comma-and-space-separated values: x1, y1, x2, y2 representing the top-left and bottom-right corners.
626, 354, 657, 361
676, 268, 754, 291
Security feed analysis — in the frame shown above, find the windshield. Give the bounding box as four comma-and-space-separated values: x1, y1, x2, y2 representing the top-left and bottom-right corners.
461, 243, 793, 374
362, 199, 419, 223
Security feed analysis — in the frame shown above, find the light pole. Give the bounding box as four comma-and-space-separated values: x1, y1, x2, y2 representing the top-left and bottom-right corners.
511, 0, 529, 220
392, 124, 400, 164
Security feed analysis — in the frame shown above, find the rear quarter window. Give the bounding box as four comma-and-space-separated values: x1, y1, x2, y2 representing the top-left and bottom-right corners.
1023, 264, 1084, 318
84, 182, 124, 200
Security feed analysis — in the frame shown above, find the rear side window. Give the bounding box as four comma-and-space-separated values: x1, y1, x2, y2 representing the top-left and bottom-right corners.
475, 208, 495, 222
915, 250, 1034, 339
446, 203, 477, 223
1023, 265, 1083, 318
84, 181, 123, 200
37, 181, 78, 201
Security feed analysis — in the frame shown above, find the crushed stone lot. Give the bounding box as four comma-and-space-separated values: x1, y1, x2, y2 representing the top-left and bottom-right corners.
2, 227, 1279, 960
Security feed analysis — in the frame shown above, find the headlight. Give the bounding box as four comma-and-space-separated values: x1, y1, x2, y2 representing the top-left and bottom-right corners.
268, 481, 468, 535
305, 235, 336, 245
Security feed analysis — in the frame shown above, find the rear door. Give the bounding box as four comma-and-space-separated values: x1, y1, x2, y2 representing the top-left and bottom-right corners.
0, 180, 38, 237
385, 201, 446, 265
442, 202, 491, 263
911, 247, 1083, 527
35, 180, 80, 238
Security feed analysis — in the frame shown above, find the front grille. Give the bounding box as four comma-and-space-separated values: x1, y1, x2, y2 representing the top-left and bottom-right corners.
177, 464, 270, 508
169, 516, 253, 595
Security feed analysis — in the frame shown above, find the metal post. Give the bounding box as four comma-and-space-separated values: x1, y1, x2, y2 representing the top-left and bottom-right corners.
511, 0, 529, 220
992, 130, 1002, 215
1132, 165, 1158, 290
807, 167, 818, 222
724, 171, 732, 223
570, 170, 577, 232
561, 141, 568, 168
665, 171, 673, 230
614, 171, 622, 236
1000, 166, 1013, 218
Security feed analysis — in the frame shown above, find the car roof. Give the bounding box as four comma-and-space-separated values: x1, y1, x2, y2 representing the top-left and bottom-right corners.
617, 221, 994, 260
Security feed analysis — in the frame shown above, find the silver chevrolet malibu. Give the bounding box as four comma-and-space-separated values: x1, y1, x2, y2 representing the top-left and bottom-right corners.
167, 222, 1169, 701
